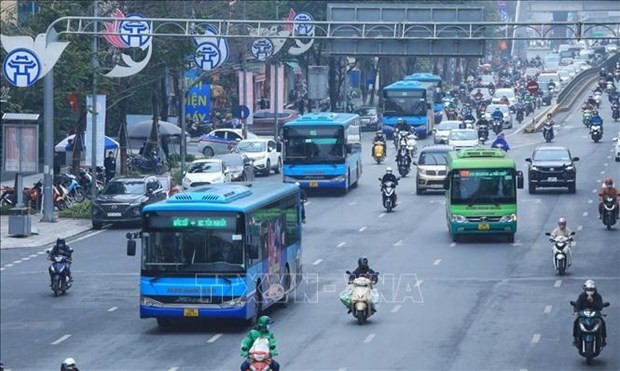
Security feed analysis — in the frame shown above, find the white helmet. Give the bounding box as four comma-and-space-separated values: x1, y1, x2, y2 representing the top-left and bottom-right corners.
62, 358, 76, 370
386, 167, 392, 174
583, 279, 596, 292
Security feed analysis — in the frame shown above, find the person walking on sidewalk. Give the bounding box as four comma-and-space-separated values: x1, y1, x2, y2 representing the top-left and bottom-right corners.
104, 151, 116, 183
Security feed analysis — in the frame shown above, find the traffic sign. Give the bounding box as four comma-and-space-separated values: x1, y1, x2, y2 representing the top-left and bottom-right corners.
234, 105, 250, 120
526, 81, 539, 94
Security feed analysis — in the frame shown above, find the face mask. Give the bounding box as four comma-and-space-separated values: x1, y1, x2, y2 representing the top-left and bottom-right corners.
266, 325, 271, 332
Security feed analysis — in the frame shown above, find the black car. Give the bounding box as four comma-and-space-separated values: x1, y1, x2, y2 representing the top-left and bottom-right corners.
91, 176, 167, 229
526, 146, 579, 194
214, 153, 255, 182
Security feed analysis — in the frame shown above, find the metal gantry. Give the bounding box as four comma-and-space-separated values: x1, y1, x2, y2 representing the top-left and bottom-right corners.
48, 17, 620, 41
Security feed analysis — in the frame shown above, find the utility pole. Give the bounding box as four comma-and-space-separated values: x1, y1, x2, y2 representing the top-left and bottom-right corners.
41, 35, 56, 222
91, 0, 98, 201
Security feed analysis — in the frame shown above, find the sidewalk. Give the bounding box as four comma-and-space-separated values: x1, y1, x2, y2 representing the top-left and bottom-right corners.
0, 214, 93, 250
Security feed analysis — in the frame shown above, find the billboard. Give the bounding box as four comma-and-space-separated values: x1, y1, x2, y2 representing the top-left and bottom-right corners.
185, 69, 211, 124
2, 124, 39, 173
85, 95, 107, 167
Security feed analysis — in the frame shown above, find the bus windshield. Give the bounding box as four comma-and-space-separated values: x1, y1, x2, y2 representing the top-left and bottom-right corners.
284, 126, 345, 164
143, 212, 245, 274
450, 168, 516, 205
384, 90, 427, 116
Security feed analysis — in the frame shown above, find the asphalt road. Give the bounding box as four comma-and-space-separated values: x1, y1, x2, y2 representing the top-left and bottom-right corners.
1, 86, 619, 371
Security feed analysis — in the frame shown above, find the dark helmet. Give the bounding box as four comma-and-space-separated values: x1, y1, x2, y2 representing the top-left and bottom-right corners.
256, 315, 273, 332
358, 256, 369, 269
56, 238, 66, 248
546, 113, 552, 119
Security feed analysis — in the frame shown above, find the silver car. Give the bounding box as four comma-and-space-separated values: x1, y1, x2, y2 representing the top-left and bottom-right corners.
433, 121, 462, 144
354, 107, 381, 131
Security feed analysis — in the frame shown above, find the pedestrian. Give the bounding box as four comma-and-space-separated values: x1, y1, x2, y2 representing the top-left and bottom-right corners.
298, 99, 306, 115
104, 151, 116, 183
259, 97, 267, 110
295, 182, 308, 224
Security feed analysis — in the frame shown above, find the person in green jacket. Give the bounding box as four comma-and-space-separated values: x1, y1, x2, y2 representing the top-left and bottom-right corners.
240, 315, 280, 371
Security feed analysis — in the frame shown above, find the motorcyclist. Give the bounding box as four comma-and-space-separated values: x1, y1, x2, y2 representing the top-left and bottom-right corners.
573, 279, 607, 347
589, 111, 603, 134
598, 177, 619, 220
491, 133, 510, 152
461, 102, 473, 117
294, 182, 307, 224
550, 217, 573, 266
547, 79, 556, 92
394, 118, 411, 134
473, 88, 484, 101
587, 95, 597, 107
581, 100, 595, 112
349, 257, 379, 284
499, 95, 509, 105
49, 238, 73, 282
599, 67, 607, 78
240, 315, 280, 371
609, 87, 619, 103
543, 113, 554, 126
381, 167, 399, 205
60, 358, 79, 371
593, 85, 603, 94
491, 107, 504, 125
372, 130, 387, 157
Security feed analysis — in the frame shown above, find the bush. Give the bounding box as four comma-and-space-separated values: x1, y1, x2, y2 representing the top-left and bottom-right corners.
58, 200, 92, 219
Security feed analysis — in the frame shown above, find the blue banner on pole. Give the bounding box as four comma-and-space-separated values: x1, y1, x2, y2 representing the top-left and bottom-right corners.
185, 69, 211, 124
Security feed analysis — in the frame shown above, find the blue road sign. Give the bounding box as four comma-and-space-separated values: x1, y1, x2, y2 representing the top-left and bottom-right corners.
234, 105, 250, 120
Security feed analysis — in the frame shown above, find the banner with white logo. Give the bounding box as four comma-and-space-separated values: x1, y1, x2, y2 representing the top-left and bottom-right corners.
85, 95, 107, 167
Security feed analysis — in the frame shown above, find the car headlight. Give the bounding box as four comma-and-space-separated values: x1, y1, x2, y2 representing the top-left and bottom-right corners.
140, 296, 163, 307
130, 197, 148, 207
418, 168, 426, 175
499, 214, 517, 223
530, 166, 539, 171
452, 214, 467, 223
565, 165, 574, 170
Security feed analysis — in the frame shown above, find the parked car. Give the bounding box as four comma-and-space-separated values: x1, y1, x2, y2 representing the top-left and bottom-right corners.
484, 104, 513, 129
156, 175, 181, 198
199, 129, 258, 158
214, 153, 255, 182
433, 120, 462, 144
354, 107, 382, 131
91, 176, 167, 230
448, 129, 479, 150
235, 138, 281, 176
414, 145, 451, 194
526, 146, 579, 194
182, 159, 230, 190
250, 109, 298, 135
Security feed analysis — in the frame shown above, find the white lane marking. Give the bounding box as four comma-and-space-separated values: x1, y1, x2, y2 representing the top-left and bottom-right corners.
6, 264, 14, 267
379, 213, 385, 218
433, 259, 442, 266
520, 369, 528, 371
0, 268, 4, 271
592, 189, 598, 193
37, 251, 46, 255
600, 171, 605, 174
107, 306, 118, 312
531, 334, 541, 343
582, 212, 589, 217
168, 368, 179, 371
50, 334, 71, 345
554, 280, 562, 288
577, 225, 583, 231
449, 242, 456, 247
338, 368, 347, 371
363, 334, 376, 343
12, 260, 22, 264
415, 280, 424, 287
393, 240, 403, 246
358, 226, 367, 232
391, 305, 402, 313
207, 333, 223, 343
544, 305, 552, 314
607, 155, 612, 159
349, 201, 357, 206
604, 163, 608, 167
29, 254, 38, 258
312, 259, 323, 265
337, 242, 346, 247
20, 257, 30, 261
70, 229, 105, 244
588, 199, 593, 204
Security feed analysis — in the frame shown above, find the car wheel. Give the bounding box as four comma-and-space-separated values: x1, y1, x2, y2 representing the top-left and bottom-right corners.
274, 157, 282, 174
202, 147, 214, 158
568, 182, 576, 194
528, 181, 536, 194
416, 186, 423, 195
263, 160, 271, 176
92, 221, 103, 230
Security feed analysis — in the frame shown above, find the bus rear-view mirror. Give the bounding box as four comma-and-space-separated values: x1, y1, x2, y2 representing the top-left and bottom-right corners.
517, 171, 524, 189
127, 240, 136, 256
443, 177, 449, 190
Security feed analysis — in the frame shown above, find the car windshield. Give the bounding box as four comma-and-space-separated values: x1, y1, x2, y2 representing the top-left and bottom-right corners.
450, 130, 477, 140
494, 90, 515, 99
189, 161, 222, 173
354, 108, 377, 116
451, 168, 516, 205
143, 212, 245, 274
486, 105, 509, 114
470, 89, 490, 97
437, 122, 462, 131
283, 126, 346, 164
102, 181, 144, 195
418, 151, 448, 165
533, 149, 571, 161
237, 141, 266, 153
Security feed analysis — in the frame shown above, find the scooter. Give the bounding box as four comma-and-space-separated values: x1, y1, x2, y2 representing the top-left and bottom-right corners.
47, 250, 72, 297
406, 133, 418, 158
570, 301, 610, 365
543, 123, 554, 143
612, 105, 619, 122
601, 197, 617, 230
379, 178, 399, 212
605, 81, 614, 94
582, 110, 593, 127
516, 108, 525, 124
590, 125, 602, 143
593, 92, 602, 108
245, 337, 274, 371
396, 148, 411, 177
477, 124, 489, 144
545, 231, 574, 276
492, 118, 503, 134
372, 141, 386, 164
342, 272, 378, 325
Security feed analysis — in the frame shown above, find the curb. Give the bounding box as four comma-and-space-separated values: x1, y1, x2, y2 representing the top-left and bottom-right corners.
0, 221, 96, 251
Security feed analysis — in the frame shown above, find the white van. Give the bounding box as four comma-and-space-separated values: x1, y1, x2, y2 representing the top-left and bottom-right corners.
578, 49, 595, 62
538, 73, 561, 91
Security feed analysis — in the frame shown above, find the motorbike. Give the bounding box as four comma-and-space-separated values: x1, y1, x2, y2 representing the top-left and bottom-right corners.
545, 232, 574, 276
614, 70, 620, 82
477, 124, 489, 144
492, 117, 503, 134
543, 123, 554, 143
342, 272, 378, 325
590, 125, 602, 143
612, 105, 619, 122
379, 178, 399, 212
0, 186, 16, 207
601, 197, 617, 230
185, 121, 213, 138
582, 110, 593, 128
570, 301, 610, 365
516, 108, 525, 124
56, 174, 84, 204
372, 141, 386, 164
245, 337, 274, 371
593, 92, 602, 108
605, 81, 614, 94
525, 100, 534, 116
77, 170, 103, 199
52, 182, 71, 211
128, 151, 169, 175
396, 147, 411, 177
446, 107, 458, 120
406, 133, 418, 158
47, 250, 72, 297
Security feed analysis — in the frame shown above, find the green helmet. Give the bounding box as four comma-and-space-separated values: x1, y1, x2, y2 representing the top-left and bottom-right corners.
256, 315, 273, 331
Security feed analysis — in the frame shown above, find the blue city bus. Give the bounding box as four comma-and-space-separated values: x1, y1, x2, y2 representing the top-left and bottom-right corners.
126, 183, 303, 327
282, 112, 362, 192
382, 80, 435, 138
404, 73, 444, 124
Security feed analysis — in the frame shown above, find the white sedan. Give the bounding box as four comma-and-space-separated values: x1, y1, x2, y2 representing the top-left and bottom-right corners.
235, 138, 282, 176
182, 159, 230, 189
448, 129, 480, 150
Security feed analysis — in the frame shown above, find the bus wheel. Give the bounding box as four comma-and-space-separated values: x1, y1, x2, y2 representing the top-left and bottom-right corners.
507, 234, 515, 243
279, 266, 292, 306
452, 234, 461, 243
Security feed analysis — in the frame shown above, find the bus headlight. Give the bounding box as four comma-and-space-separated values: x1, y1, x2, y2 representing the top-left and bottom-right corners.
499, 214, 517, 223
452, 214, 467, 223
333, 176, 346, 183
220, 296, 247, 308
283, 176, 296, 183
140, 295, 163, 307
